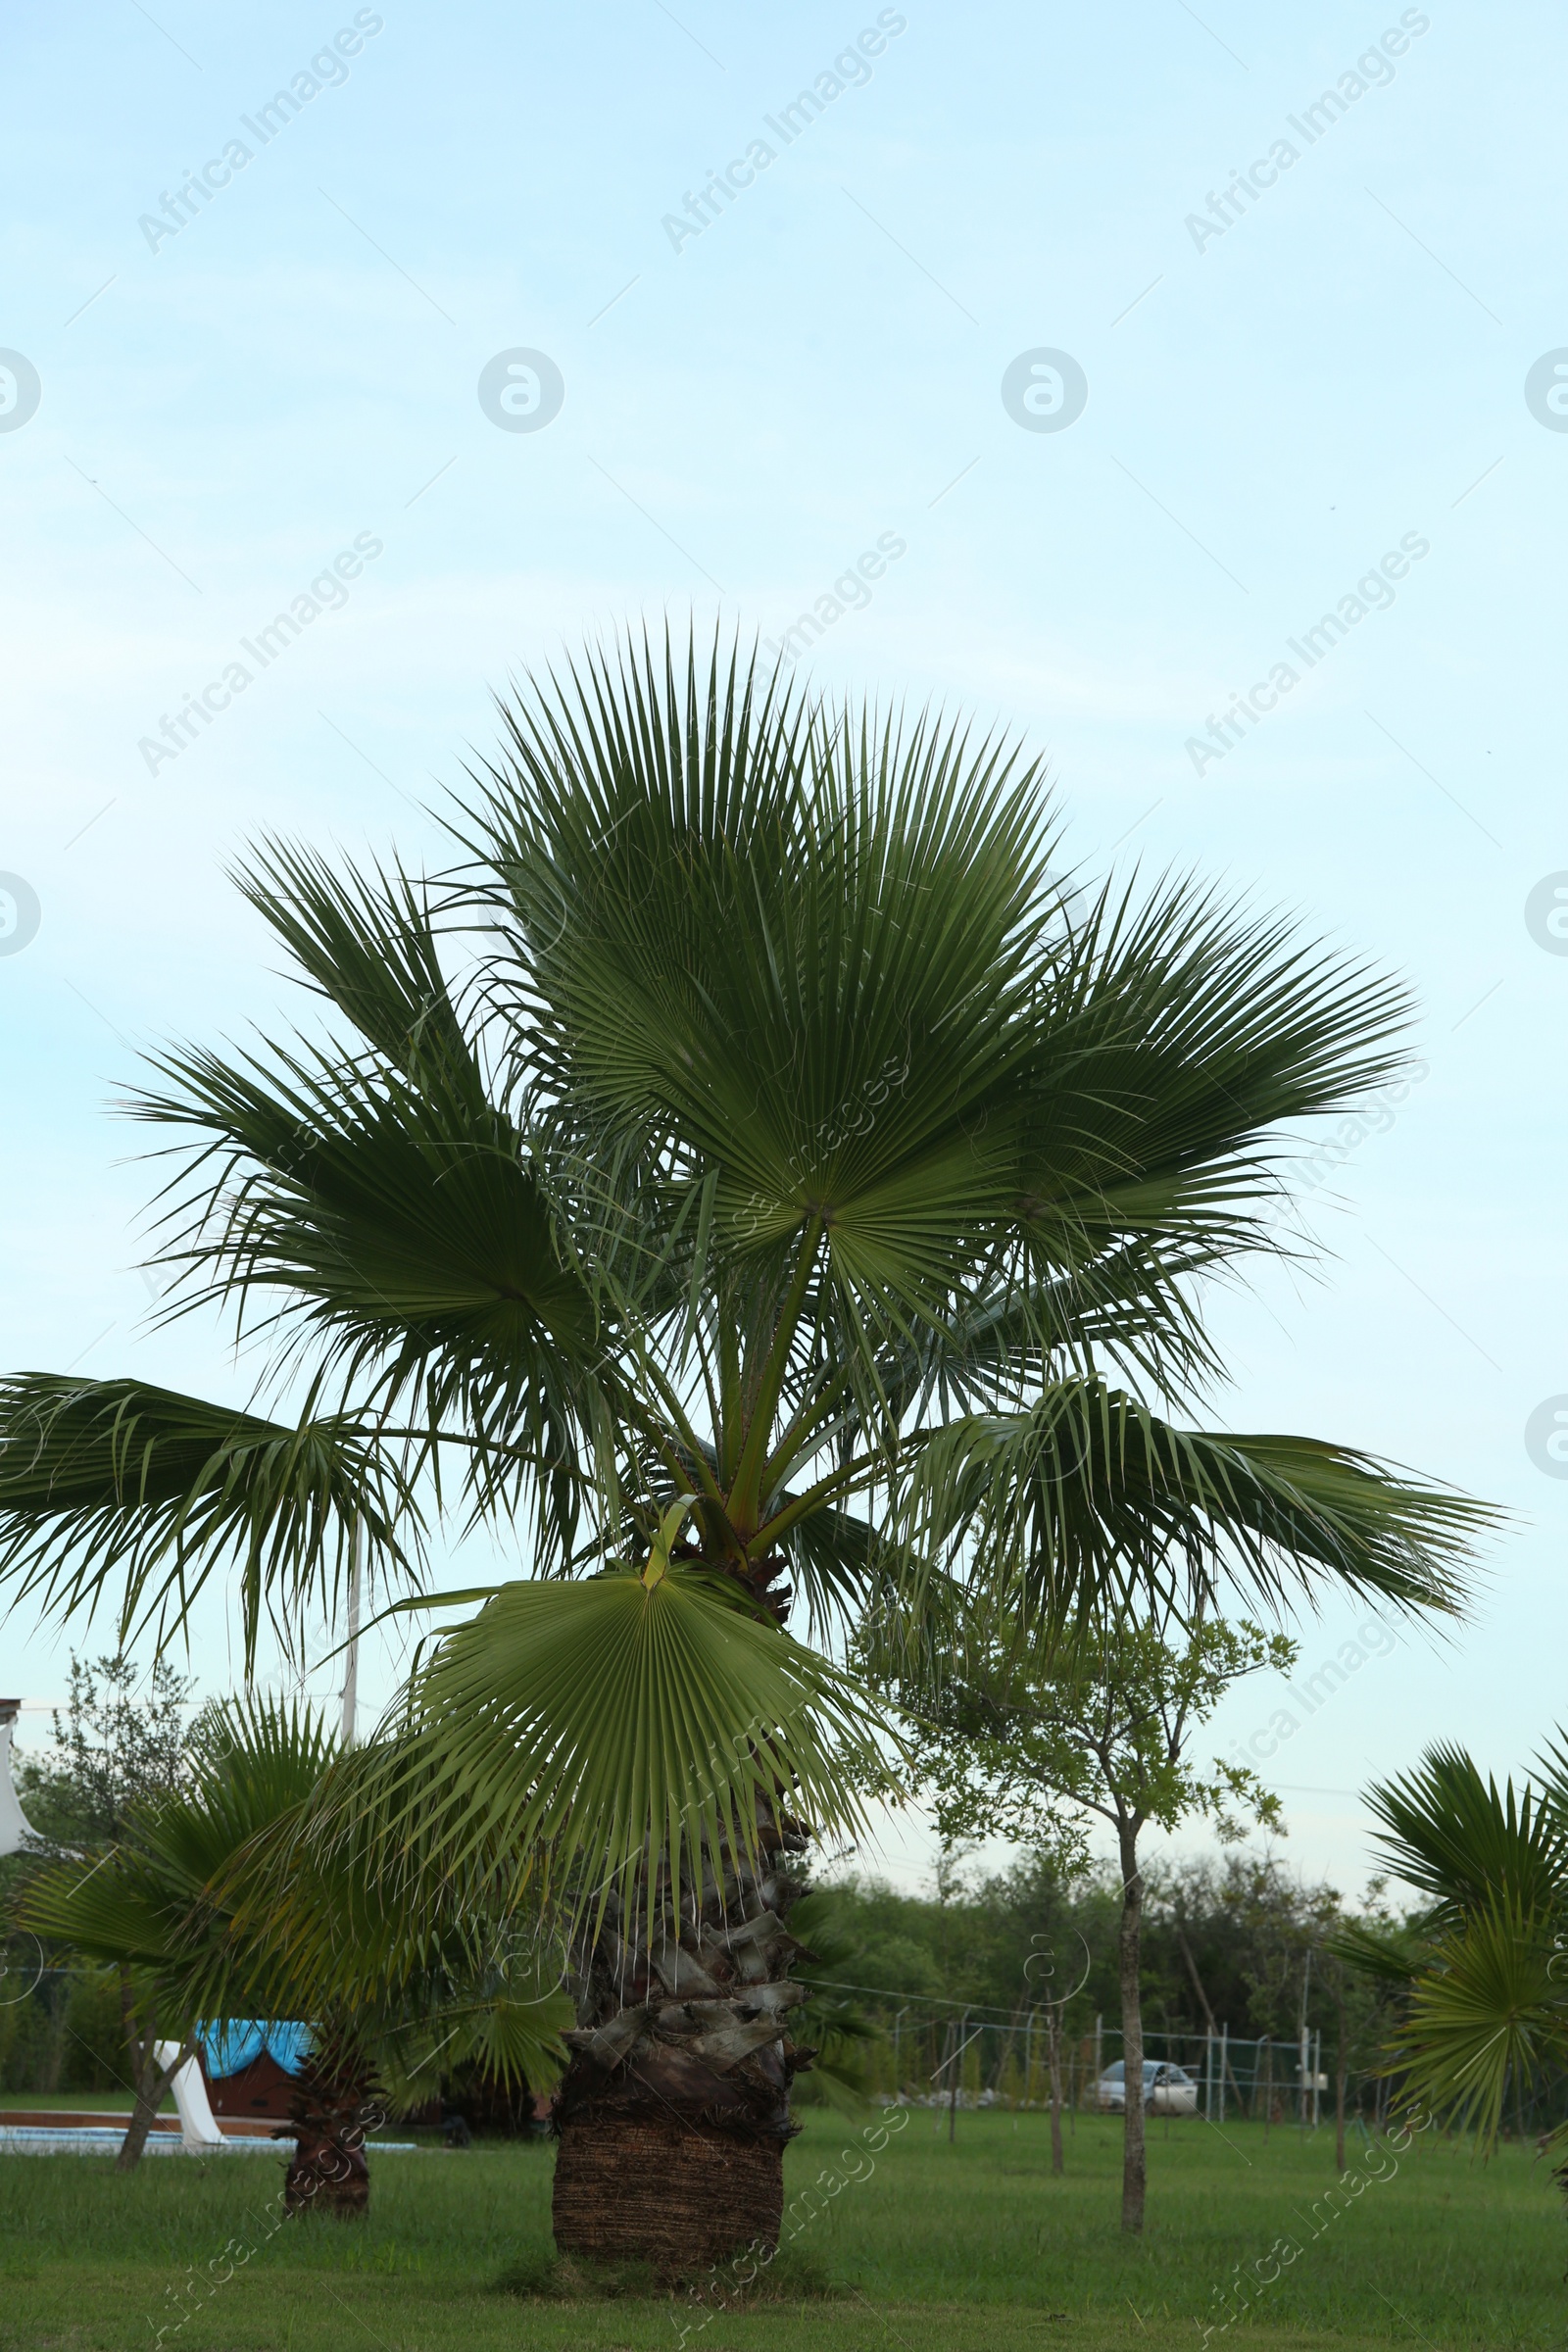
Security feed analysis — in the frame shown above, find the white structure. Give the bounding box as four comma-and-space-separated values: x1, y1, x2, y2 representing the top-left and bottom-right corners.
154, 2040, 227, 2153
0, 1698, 40, 1858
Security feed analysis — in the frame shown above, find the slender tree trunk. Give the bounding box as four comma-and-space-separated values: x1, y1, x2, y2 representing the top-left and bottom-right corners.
1047, 2001, 1064, 2176
116, 1970, 154, 2173
117, 2057, 163, 2173
115, 1974, 190, 2173
1117, 1821, 1146, 2234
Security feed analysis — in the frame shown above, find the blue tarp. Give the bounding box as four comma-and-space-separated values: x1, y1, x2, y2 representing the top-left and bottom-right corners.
198, 2021, 314, 2080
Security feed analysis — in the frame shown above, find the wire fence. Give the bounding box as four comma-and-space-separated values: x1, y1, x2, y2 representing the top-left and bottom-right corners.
819, 1995, 1568, 2135
860, 2011, 1349, 2122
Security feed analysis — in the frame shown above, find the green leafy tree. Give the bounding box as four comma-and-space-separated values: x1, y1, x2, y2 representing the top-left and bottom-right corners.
885, 1611, 1297, 2230
2, 1651, 195, 2120
0, 632, 1490, 2268
14, 1651, 192, 1852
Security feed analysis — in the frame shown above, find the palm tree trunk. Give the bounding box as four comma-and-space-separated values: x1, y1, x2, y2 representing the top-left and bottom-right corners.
551, 1806, 813, 2275
1117, 1822, 1146, 2234
281, 2043, 379, 2219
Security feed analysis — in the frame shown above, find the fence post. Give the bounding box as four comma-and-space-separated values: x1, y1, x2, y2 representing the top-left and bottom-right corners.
1094, 2014, 1102, 2103
1218, 2023, 1227, 2126
954, 2013, 969, 2140
1312, 2028, 1321, 2132
1298, 2021, 1308, 2129
1261, 2036, 1271, 2141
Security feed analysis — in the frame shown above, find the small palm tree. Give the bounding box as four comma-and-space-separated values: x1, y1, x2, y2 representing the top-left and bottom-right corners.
21, 1698, 568, 2209
1337, 1744, 1568, 2174
0, 631, 1488, 2268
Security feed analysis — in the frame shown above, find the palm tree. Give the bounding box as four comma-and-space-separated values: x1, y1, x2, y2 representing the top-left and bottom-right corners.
20, 1697, 569, 2208
1336, 1745, 1568, 2174
0, 629, 1489, 2269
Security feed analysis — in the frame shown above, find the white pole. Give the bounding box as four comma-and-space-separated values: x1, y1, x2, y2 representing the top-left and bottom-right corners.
1299, 1948, 1312, 2130
1299, 2024, 1309, 2129
340, 1518, 362, 1747
1312, 2028, 1321, 2132
1218, 2022, 1227, 2126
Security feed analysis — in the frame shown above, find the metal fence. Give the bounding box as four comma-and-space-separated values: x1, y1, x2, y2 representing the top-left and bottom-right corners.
827, 1994, 1386, 2126
845, 2000, 1568, 2135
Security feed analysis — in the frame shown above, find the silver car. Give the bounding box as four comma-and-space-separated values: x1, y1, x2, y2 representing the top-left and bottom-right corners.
1097, 2060, 1198, 2115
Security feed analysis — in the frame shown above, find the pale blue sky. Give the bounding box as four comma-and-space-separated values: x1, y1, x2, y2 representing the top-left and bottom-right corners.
2, 0, 1564, 1897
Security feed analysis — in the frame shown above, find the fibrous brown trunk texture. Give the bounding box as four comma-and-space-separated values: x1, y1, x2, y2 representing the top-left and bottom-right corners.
551, 1801, 813, 2275
1117, 1823, 1146, 2234
281, 2053, 379, 2219
553, 2119, 783, 2270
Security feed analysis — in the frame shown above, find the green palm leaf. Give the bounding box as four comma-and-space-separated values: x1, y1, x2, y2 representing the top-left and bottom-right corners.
894, 1378, 1487, 1634
1365, 1745, 1568, 1924
1385, 1902, 1566, 2145
233, 838, 473, 1083
0, 1376, 416, 1662
342, 1565, 894, 1935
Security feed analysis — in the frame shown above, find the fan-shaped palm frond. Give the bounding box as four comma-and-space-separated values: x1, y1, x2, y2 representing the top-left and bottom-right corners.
1364, 1745, 1568, 1925
1384, 1902, 1565, 2145
23, 1695, 572, 2116
893, 1380, 1488, 1641
0, 1378, 416, 1664
333, 1566, 893, 1938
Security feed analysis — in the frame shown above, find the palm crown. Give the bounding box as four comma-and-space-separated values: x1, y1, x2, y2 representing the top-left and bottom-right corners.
1336, 1743, 1568, 2156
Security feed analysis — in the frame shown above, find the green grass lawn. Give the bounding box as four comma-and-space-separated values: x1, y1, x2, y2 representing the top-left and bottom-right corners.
0, 2107, 1560, 2352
